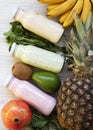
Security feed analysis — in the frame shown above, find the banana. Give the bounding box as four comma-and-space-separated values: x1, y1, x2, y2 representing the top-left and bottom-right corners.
47, 0, 78, 17
59, 10, 71, 23
91, 0, 93, 4
47, 4, 61, 11
92, 8, 93, 18
91, 1, 93, 18
80, 0, 91, 24
63, 0, 84, 27
38, 0, 66, 4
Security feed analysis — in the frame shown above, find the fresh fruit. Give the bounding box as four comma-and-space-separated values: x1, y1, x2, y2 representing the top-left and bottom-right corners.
57, 13, 93, 130
91, 0, 93, 4
12, 62, 32, 80
80, 0, 91, 24
38, 0, 66, 4
63, 0, 84, 27
47, 3, 60, 11
31, 71, 61, 93
59, 10, 71, 23
38, 0, 93, 27
1, 100, 32, 129
47, 0, 77, 17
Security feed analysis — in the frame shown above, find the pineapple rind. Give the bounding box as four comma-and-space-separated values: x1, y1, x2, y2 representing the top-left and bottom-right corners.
57, 12, 93, 130
57, 77, 93, 130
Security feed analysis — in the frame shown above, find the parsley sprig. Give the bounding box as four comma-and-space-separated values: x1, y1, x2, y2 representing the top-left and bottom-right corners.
4, 21, 66, 54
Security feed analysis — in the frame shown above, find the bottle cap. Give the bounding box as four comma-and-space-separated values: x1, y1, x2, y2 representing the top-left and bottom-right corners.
88, 50, 93, 56
12, 7, 19, 19
3, 74, 13, 88
10, 42, 17, 56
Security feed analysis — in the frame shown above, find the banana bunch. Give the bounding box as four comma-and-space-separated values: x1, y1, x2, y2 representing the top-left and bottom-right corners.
38, 0, 93, 27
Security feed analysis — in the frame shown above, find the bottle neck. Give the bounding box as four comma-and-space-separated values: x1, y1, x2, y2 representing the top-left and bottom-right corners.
10, 43, 24, 59
14, 8, 26, 22
4, 75, 14, 88
10, 43, 17, 56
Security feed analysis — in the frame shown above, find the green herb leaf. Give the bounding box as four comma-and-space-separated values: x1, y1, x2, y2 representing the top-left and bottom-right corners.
31, 114, 48, 128
48, 122, 58, 130
4, 21, 67, 54
28, 108, 67, 130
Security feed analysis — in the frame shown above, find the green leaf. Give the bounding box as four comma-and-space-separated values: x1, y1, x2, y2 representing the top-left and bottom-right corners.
49, 122, 58, 130
31, 114, 48, 128
74, 13, 85, 40
70, 29, 80, 48
85, 12, 92, 31
79, 45, 87, 61
41, 125, 49, 130
32, 119, 48, 128
4, 21, 67, 54
28, 108, 67, 130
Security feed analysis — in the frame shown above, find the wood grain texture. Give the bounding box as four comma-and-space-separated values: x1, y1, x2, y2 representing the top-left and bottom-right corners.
0, 0, 72, 129
0, 0, 47, 129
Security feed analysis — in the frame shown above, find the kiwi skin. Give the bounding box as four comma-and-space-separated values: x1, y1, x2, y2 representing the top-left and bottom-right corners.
12, 62, 32, 80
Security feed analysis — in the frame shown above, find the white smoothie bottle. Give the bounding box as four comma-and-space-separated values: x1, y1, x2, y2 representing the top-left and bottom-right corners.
10, 43, 64, 73
13, 8, 64, 43
5, 75, 56, 115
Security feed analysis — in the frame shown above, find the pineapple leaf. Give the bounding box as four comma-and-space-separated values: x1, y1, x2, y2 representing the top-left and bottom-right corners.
79, 45, 87, 61
82, 25, 92, 51
90, 38, 93, 50
74, 13, 86, 41
73, 56, 81, 66
65, 41, 73, 55
90, 24, 93, 50
85, 12, 92, 31
70, 29, 80, 48
72, 43, 80, 57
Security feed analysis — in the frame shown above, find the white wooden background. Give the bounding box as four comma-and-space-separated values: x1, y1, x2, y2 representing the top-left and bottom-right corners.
0, 0, 47, 129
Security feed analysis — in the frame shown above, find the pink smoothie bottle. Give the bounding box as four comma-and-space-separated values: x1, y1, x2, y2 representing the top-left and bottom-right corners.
5, 75, 56, 115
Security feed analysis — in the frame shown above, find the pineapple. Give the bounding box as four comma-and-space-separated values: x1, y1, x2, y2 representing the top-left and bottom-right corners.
57, 12, 93, 130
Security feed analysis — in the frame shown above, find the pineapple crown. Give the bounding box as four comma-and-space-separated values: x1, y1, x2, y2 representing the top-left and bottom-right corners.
67, 12, 93, 77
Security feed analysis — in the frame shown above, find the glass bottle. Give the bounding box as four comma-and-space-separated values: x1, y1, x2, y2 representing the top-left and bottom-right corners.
5, 75, 56, 115
13, 8, 64, 43
10, 43, 64, 73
